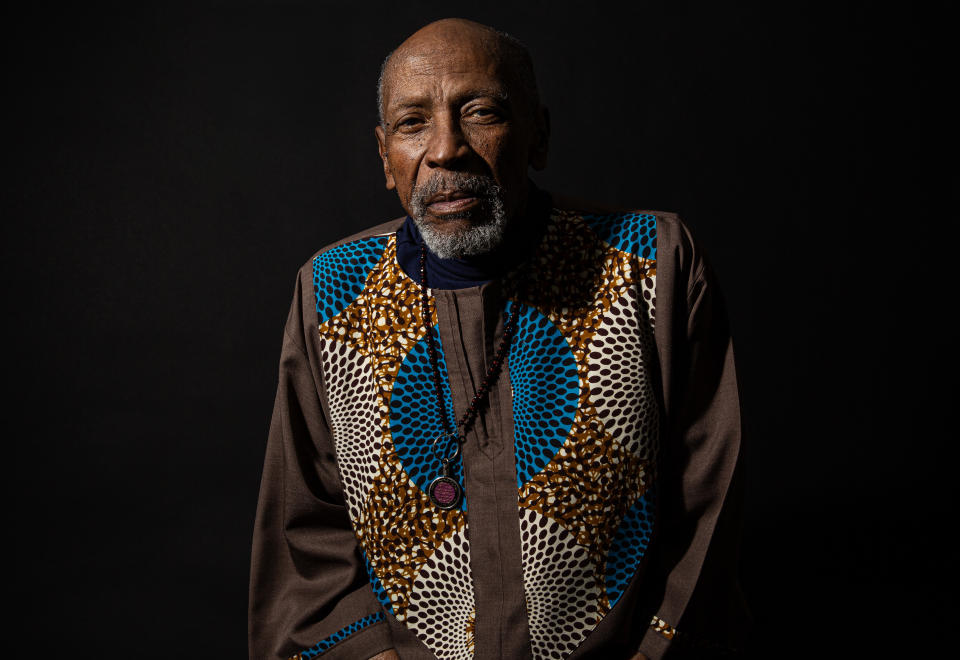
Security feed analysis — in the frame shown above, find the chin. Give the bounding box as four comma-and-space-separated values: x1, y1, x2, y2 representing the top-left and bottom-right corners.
424, 210, 487, 229
415, 212, 508, 260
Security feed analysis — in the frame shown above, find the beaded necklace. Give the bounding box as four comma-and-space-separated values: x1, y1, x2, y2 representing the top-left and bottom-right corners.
418, 245, 518, 509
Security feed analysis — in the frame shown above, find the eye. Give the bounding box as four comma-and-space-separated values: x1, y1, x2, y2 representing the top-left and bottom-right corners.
464, 105, 503, 123
394, 115, 425, 133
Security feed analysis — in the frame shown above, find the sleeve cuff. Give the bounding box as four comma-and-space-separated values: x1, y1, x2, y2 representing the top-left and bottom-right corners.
637, 614, 677, 660
288, 612, 392, 660
639, 613, 746, 659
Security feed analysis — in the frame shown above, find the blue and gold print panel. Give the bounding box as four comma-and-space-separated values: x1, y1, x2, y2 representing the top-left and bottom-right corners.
309, 210, 659, 660
504, 210, 658, 659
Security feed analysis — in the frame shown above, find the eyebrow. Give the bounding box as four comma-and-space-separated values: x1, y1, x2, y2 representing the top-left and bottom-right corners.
388, 88, 510, 113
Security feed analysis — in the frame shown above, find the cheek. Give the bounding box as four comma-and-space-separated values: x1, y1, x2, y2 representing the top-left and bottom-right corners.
388, 150, 420, 189
485, 134, 529, 184
392, 141, 428, 186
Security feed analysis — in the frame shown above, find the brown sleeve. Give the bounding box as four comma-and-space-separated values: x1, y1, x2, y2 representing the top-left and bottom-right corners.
638, 217, 750, 659
248, 270, 393, 660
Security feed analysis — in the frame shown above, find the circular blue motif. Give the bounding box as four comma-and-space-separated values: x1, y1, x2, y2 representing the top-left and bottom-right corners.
605, 489, 655, 607
389, 330, 465, 508
313, 236, 388, 325
506, 301, 580, 488
583, 212, 657, 260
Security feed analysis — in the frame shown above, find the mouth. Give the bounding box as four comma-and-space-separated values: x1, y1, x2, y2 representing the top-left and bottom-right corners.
426, 190, 479, 215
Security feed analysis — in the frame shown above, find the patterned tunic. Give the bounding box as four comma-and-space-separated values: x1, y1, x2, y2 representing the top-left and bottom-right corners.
249, 204, 747, 660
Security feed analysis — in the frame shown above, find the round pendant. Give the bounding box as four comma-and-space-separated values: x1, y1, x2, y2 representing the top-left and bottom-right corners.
428, 475, 462, 510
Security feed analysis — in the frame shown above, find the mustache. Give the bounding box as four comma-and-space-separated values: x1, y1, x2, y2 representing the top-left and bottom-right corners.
410, 172, 500, 211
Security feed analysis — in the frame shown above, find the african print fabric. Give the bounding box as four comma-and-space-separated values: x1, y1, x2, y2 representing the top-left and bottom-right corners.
309, 209, 659, 660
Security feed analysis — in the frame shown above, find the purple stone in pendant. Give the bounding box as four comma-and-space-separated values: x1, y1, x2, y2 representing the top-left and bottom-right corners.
433, 481, 456, 504
428, 476, 461, 509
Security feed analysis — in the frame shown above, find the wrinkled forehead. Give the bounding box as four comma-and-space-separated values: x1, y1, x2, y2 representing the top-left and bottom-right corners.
383, 40, 516, 109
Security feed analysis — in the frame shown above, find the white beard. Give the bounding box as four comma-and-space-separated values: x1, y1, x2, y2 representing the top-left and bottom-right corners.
412, 204, 508, 260
409, 172, 509, 259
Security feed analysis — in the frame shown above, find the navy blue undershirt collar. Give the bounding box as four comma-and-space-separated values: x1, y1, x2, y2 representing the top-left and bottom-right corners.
396, 183, 551, 290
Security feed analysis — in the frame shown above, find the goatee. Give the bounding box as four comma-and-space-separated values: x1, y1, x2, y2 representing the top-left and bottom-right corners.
409, 172, 508, 260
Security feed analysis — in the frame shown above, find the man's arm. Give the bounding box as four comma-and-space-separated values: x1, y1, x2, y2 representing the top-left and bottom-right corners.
249, 273, 394, 660
637, 217, 750, 659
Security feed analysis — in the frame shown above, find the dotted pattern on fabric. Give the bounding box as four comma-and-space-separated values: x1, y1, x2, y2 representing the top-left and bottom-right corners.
406, 527, 477, 659
313, 210, 660, 660
319, 337, 382, 522
501, 210, 659, 657
506, 301, 580, 488
362, 549, 393, 614
316, 236, 476, 656
312, 236, 388, 326
294, 611, 385, 659
518, 507, 603, 660
355, 457, 464, 623
517, 415, 651, 605
604, 489, 655, 608
582, 212, 657, 261
390, 329, 464, 503
502, 211, 656, 420
588, 286, 659, 462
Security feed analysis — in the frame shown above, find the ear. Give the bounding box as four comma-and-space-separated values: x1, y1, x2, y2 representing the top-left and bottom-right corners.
528, 106, 550, 171
375, 125, 396, 190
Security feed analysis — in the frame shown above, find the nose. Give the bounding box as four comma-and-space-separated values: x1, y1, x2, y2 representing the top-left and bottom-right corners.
425, 113, 471, 170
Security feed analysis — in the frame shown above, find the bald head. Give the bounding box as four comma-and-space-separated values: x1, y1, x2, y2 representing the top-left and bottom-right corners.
377, 18, 540, 127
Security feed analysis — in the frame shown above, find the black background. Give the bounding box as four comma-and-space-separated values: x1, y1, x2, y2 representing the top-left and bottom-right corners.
6, 1, 953, 657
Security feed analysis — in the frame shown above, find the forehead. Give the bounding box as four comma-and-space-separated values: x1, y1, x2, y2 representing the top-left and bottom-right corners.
384, 40, 513, 107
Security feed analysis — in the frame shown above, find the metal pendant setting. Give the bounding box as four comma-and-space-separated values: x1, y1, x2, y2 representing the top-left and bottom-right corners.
428, 475, 462, 510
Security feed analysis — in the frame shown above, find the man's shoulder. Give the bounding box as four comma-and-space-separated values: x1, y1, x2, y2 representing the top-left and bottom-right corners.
550, 194, 689, 258
298, 216, 406, 274
293, 216, 406, 324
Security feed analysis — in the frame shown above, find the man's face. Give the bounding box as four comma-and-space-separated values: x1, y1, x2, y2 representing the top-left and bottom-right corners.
375, 30, 546, 257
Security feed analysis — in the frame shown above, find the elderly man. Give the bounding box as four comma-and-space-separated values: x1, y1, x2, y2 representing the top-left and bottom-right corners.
249, 18, 747, 660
